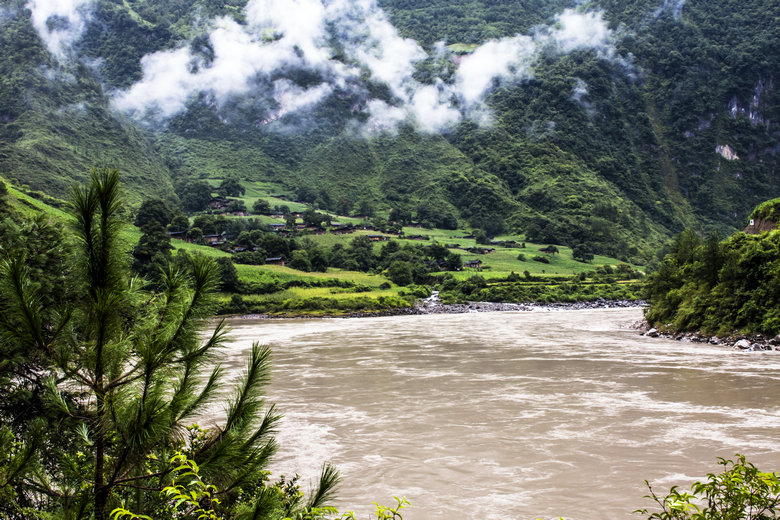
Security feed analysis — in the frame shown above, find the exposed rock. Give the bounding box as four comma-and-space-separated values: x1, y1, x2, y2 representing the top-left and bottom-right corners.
716, 144, 739, 160
646, 328, 659, 337
769, 335, 780, 346
733, 339, 752, 350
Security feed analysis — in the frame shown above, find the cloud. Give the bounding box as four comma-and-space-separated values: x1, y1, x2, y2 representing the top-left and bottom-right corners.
27, 0, 93, 59
454, 36, 537, 107
571, 78, 595, 118
548, 9, 615, 56
654, 0, 686, 20
111, 1, 622, 134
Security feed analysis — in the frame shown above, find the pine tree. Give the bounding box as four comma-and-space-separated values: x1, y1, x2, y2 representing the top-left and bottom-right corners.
0, 169, 338, 519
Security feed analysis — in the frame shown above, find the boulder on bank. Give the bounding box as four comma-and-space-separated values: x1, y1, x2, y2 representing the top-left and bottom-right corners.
733, 339, 752, 350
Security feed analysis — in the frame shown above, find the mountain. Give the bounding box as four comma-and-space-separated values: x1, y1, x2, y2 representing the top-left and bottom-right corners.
0, 0, 777, 263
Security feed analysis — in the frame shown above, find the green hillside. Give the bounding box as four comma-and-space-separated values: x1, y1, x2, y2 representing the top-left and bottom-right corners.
0, 0, 777, 265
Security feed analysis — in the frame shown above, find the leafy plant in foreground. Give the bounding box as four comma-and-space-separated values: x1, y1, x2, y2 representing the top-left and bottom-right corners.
636, 455, 780, 519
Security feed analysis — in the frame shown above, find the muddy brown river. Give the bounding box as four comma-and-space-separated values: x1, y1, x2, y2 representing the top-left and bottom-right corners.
217, 308, 780, 520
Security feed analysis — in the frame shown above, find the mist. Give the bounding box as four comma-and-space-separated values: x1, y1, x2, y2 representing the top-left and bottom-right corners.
27, 0, 92, 59
654, 0, 686, 20
27, 0, 624, 134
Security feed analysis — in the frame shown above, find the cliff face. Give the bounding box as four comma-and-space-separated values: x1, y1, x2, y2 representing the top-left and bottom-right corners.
745, 198, 780, 233
744, 218, 777, 234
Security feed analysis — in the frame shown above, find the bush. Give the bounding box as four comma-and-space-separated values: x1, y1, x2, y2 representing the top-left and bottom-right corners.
637, 455, 780, 520
532, 255, 550, 263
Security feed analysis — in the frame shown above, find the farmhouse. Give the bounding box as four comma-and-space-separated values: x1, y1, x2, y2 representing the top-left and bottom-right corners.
464, 259, 482, 270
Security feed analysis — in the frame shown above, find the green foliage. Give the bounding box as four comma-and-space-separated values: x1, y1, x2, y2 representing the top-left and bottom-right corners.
388, 260, 414, 286
134, 198, 175, 228
645, 223, 780, 335
219, 175, 246, 197
217, 256, 242, 292
2, 0, 778, 274
0, 169, 286, 519
254, 198, 272, 214
131, 221, 173, 281
636, 455, 780, 520
749, 198, 780, 225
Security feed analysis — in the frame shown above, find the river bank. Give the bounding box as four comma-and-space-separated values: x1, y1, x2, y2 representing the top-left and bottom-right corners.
233, 292, 646, 320
637, 324, 780, 352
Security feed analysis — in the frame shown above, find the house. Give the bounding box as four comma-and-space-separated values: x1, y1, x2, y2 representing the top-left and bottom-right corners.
366, 234, 390, 241
268, 223, 286, 231
464, 260, 482, 270
406, 234, 428, 240
208, 196, 229, 210
466, 247, 495, 254
265, 257, 285, 266
204, 233, 227, 246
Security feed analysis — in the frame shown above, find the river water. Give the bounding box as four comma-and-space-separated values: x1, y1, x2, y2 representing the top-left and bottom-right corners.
218, 308, 780, 520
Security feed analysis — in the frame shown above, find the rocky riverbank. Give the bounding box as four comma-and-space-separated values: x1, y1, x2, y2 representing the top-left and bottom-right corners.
634, 321, 780, 352
233, 294, 646, 320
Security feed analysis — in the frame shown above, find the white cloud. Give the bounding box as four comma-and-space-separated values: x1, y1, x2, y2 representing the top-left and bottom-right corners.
112, 1, 622, 134
654, 0, 686, 20
549, 9, 614, 56
454, 35, 536, 107
27, 0, 93, 59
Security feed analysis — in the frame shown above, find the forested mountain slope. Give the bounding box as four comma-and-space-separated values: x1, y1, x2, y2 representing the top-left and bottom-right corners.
0, 0, 777, 263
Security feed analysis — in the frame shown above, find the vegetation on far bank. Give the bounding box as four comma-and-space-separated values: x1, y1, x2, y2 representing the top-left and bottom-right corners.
645, 201, 780, 336
0, 174, 646, 317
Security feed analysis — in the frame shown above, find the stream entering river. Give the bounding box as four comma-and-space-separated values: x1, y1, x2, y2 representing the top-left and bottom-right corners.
217, 308, 780, 520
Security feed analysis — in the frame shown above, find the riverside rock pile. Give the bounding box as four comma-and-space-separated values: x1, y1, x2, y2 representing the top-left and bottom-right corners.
640, 325, 780, 352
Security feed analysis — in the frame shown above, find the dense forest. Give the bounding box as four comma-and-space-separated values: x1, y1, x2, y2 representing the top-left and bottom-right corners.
645, 199, 780, 336
0, 0, 777, 265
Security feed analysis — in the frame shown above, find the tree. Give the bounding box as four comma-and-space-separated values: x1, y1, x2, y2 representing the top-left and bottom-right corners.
226, 199, 247, 213
216, 256, 241, 292
134, 198, 174, 229
186, 226, 204, 244
445, 252, 463, 271
289, 250, 312, 272
309, 247, 329, 272
217, 175, 245, 197
176, 178, 213, 213
388, 260, 413, 286
389, 207, 412, 225
572, 243, 594, 262
286, 213, 297, 232
357, 200, 375, 217
168, 214, 190, 233
0, 169, 308, 519
348, 235, 376, 272
474, 229, 488, 244
253, 198, 271, 214
131, 221, 173, 282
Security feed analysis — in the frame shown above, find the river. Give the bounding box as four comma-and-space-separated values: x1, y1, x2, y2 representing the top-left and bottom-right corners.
217, 308, 780, 520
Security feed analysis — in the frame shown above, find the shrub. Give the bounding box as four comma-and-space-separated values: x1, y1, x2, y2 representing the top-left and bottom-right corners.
637, 455, 780, 520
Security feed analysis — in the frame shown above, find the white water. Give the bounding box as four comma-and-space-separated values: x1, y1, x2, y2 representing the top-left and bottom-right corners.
218, 308, 780, 520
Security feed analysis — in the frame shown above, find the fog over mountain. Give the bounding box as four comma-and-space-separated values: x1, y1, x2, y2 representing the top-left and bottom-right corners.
29, 0, 624, 133
2, 0, 778, 263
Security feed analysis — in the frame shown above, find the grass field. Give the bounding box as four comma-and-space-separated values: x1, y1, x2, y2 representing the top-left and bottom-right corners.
4, 177, 645, 316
